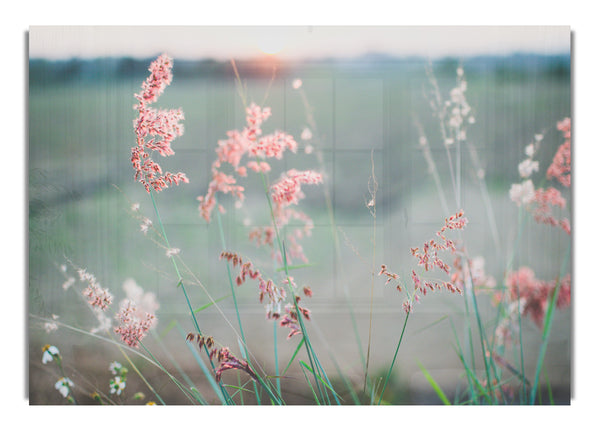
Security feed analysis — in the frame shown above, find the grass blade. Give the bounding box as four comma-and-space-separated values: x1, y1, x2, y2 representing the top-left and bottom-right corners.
192, 294, 232, 314
282, 337, 305, 375
417, 361, 451, 405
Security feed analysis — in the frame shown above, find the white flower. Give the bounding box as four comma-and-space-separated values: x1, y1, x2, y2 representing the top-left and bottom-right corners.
55, 377, 74, 398
304, 144, 314, 155
109, 361, 122, 375
42, 345, 60, 364
131, 202, 140, 211
120, 278, 160, 328
62, 276, 75, 291
524, 143, 535, 158
44, 322, 58, 333
110, 376, 126, 395
292, 79, 302, 89
166, 248, 180, 258
518, 159, 539, 178
300, 127, 312, 141
140, 217, 152, 234
509, 180, 535, 206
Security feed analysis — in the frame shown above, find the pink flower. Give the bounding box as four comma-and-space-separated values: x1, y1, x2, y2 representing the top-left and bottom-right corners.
198, 103, 299, 222
382, 211, 467, 313
121, 278, 160, 324
504, 267, 571, 329
530, 187, 570, 234
132, 54, 188, 193
78, 268, 113, 311
114, 301, 155, 348
215, 347, 258, 383
271, 169, 322, 206
547, 117, 571, 187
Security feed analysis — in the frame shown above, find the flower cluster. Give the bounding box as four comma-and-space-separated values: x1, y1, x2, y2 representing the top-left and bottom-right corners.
120, 278, 160, 325
270, 169, 323, 206
444, 67, 475, 145
198, 103, 321, 264
410, 210, 468, 276
220, 251, 286, 319
497, 266, 571, 331
380, 210, 468, 313
450, 256, 497, 293
114, 301, 156, 348
108, 361, 128, 396
215, 347, 258, 383
510, 120, 571, 234
132, 54, 188, 193
77, 268, 113, 311
186, 332, 218, 359
427, 66, 476, 147
279, 301, 311, 339
198, 103, 298, 222
219, 251, 311, 338
547, 118, 571, 187
530, 187, 571, 234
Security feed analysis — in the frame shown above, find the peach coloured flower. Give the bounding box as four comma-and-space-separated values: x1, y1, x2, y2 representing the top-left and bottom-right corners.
547, 117, 571, 187
132, 54, 188, 193
114, 301, 155, 348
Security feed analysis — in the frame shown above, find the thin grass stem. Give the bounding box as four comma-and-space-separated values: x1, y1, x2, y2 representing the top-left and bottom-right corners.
377, 311, 410, 405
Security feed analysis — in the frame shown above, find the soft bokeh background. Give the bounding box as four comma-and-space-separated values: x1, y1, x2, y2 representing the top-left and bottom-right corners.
28, 26, 571, 405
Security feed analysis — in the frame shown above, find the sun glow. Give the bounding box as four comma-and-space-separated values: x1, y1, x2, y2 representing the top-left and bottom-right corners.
256, 37, 286, 55
254, 29, 290, 56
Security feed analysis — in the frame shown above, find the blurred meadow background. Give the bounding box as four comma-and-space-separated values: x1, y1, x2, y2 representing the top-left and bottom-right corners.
28, 26, 571, 404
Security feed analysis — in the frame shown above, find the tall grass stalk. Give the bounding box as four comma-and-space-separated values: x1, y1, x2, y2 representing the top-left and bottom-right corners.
377, 311, 410, 405
148, 190, 233, 405
296, 79, 366, 371
252, 154, 339, 405
529, 242, 571, 404
214, 199, 264, 404
364, 149, 378, 391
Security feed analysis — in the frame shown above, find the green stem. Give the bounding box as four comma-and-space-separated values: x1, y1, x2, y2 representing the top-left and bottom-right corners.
148, 190, 233, 405
255, 158, 333, 404
529, 242, 570, 404
214, 202, 264, 405
377, 311, 410, 405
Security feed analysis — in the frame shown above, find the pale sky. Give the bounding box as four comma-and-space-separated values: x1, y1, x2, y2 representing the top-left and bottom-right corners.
29, 26, 570, 60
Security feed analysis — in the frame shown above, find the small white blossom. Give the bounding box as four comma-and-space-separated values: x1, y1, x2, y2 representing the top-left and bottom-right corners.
109, 361, 123, 375
62, 276, 75, 291
518, 159, 539, 178
525, 143, 535, 158
42, 345, 60, 364
300, 127, 312, 141
110, 376, 126, 395
55, 377, 74, 398
166, 248, 180, 258
44, 322, 58, 333
292, 79, 302, 89
509, 180, 535, 206
140, 217, 152, 234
